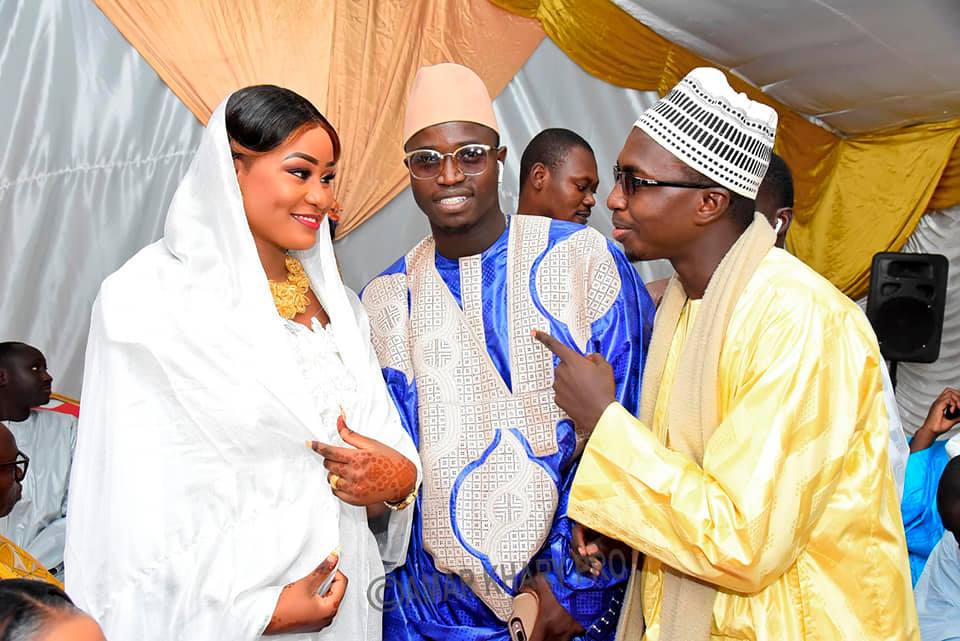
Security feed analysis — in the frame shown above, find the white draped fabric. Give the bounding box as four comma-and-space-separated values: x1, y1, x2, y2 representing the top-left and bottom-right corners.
0, 0, 204, 398
894, 205, 960, 435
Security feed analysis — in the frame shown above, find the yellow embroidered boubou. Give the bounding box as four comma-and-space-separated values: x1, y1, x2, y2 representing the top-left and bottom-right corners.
269, 256, 311, 319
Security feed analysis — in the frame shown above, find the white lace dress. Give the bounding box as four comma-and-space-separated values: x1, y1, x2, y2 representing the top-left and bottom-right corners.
283, 317, 360, 442
281, 316, 383, 640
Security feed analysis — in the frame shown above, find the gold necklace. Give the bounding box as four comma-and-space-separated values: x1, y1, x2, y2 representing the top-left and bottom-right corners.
269, 256, 311, 319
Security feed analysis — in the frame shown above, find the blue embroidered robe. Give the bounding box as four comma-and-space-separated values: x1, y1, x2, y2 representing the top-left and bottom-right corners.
361, 215, 654, 640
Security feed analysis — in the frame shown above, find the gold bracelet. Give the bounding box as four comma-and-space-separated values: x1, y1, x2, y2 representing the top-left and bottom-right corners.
384, 487, 418, 511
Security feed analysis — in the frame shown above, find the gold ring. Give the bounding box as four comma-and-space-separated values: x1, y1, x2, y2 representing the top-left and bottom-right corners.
329, 474, 341, 491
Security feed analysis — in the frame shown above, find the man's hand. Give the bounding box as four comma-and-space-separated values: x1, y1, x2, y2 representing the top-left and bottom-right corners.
310, 414, 417, 506
522, 574, 585, 641
571, 523, 633, 579
265, 553, 348, 635
910, 388, 960, 453
532, 330, 616, 434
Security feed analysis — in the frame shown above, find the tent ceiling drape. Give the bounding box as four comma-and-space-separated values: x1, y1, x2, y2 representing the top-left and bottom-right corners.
94, 0, 544, 239
611, 0, 960, 135
492, 0, 960, 300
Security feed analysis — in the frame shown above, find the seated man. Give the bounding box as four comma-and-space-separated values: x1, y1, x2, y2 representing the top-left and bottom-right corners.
0, 420, 61, 586
0, 343, 76, 576
903, 387, 960, 583
517, 128, 599, 225
914, 456, 960, 641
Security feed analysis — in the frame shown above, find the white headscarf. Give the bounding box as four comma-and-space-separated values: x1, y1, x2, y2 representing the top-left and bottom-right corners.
65, 97, 418, 640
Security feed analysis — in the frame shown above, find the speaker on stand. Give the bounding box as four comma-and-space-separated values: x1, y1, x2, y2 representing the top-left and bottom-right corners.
866, 252, 949, 389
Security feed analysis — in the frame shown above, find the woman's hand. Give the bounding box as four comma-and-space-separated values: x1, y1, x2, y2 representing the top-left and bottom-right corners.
265, 553, 347, 635
310, 414, 417, 506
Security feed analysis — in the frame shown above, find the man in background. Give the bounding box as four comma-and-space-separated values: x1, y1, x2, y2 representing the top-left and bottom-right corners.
0, 342, 76, 577
517, 128, 599, 225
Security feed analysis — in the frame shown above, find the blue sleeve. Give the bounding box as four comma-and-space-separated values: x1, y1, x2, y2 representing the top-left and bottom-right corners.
382, 367, 419, 448
532, 240, 655, 635
901, 438, 950, 584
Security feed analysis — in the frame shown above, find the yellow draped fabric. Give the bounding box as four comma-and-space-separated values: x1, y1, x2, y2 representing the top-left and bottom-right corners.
0, 534, 62, 587
93, 0, 544, 239
491, 0, 960, 299
569, 250, 918, 640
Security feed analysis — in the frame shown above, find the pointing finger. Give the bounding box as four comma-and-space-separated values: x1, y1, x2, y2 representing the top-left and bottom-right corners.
531, 329, 582, 363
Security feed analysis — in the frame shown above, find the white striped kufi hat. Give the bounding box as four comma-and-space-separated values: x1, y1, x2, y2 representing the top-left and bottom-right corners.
634, 67, 778, 199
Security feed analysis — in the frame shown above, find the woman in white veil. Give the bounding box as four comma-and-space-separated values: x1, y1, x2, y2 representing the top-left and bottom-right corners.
64, 86, 420, 640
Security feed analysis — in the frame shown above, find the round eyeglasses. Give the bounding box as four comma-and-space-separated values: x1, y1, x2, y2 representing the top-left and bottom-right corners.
404, 144, 499, 180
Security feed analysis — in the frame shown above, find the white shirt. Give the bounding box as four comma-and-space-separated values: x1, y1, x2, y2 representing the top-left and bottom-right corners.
915, 531, 960, 641
0, 409, 76, 573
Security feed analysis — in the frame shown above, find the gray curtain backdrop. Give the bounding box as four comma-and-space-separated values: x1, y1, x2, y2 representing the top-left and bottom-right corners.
0, 0, 203, 397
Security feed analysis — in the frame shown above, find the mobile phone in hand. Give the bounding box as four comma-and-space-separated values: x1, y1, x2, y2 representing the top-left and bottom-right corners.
317, 551, 342, 596
508, 592, 539, 641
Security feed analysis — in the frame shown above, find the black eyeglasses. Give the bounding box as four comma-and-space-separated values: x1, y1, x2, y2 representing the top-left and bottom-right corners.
0, 451, 29, 482
613, 165, 717, 196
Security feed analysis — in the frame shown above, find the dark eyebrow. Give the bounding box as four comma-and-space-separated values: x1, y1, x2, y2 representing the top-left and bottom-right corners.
284, 152, 318, 164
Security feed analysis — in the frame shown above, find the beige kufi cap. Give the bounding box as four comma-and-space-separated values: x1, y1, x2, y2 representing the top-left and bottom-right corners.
402, 63, 499, 144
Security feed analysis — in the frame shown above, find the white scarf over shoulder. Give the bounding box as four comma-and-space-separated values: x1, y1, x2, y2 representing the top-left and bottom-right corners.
65, 99, 418, 641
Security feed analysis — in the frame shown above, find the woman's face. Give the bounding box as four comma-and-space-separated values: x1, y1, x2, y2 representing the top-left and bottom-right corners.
37, 613, 107, 641
233, 124, 337, 253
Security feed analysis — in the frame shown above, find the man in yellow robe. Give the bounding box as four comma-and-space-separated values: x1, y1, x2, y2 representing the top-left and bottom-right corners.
0, 420, 60, 586
535, 67, 918, 640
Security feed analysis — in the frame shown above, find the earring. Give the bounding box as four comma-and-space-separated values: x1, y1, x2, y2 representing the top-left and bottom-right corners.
328, 200, 342, 223
498, 160, 504, 185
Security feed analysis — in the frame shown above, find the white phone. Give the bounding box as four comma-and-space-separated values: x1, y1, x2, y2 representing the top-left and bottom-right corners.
317, 549, 342, 596
508, 592, 539, 641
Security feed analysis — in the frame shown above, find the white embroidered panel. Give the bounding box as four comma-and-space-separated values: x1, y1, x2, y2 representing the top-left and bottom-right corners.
455, 430, 556, 618
535, 227, 622, 353
407, 217, 568, 620
361, 272, 413, 380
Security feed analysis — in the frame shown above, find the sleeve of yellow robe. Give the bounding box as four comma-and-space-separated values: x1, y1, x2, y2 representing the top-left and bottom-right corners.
568, 302, 888, 594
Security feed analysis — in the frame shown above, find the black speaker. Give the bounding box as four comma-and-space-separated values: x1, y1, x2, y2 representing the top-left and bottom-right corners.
866, 252, 948, 363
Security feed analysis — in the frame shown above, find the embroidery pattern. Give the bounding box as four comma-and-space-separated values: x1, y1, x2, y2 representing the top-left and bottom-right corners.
361, 272, 412, 380
535, 228, 622, 352
406, 217, 564, 619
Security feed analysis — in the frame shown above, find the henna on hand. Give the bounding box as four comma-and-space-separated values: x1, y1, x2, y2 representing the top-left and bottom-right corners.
310, 414, 417, 506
